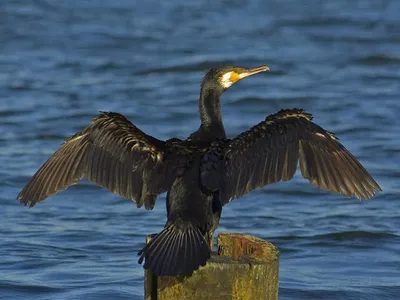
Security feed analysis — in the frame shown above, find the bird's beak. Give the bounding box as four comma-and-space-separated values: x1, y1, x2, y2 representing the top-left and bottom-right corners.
238, 65, 270, 79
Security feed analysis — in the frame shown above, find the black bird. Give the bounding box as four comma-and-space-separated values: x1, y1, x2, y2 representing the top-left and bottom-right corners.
17, 65, 381, 276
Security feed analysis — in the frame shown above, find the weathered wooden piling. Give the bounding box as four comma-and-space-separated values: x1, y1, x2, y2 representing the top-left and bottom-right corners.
144, 232, 280, 300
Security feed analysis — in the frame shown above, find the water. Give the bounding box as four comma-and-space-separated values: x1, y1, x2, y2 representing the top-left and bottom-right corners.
1, 0, 399, 299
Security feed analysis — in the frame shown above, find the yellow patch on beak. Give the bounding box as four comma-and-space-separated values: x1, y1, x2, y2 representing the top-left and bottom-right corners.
229, 71, 240, 84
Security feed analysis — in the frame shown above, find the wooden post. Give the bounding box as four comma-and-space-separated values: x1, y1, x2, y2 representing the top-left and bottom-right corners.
144, 232, 280, 300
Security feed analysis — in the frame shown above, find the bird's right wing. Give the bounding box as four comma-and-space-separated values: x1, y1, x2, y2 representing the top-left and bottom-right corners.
220, 109, 381, 204
17, 112, 188, 209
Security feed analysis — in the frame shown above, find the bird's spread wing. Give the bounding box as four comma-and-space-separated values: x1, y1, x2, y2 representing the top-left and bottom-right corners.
17, 112, 187, 209
221, 109, 381, 204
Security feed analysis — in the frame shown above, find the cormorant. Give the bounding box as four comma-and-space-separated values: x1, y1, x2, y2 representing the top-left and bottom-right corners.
17, 65, 381, 276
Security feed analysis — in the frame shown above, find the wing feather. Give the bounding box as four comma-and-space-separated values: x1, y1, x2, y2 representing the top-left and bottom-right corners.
17, 112, 187, 209
221, 109, 381, 203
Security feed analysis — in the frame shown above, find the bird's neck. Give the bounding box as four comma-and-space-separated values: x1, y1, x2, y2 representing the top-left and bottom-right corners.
196, 85, 226, 141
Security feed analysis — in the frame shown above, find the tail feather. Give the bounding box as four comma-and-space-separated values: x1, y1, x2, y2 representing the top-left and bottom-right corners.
138, 223, 210, 276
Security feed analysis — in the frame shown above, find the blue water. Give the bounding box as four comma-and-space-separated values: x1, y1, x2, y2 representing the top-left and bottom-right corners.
1, 1, 399, 299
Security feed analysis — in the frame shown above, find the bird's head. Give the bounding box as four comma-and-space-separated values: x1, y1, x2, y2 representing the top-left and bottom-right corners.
203, 65, 270, 91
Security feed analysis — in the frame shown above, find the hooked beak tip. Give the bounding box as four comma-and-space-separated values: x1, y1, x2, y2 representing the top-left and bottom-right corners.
256, 65, 270, 72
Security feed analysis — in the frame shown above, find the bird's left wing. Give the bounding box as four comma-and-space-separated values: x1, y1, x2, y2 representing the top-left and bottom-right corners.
17, 112, 188, 209
220, 109, 381, 204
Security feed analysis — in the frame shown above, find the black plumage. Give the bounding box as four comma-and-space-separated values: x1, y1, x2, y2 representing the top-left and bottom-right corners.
17, 65, 381, 276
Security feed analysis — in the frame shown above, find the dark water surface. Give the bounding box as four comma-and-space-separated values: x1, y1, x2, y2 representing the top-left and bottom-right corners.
1, 1, 400, 299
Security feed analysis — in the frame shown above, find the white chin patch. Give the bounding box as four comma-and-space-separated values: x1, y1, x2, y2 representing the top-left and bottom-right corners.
221, 72, 233, 88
